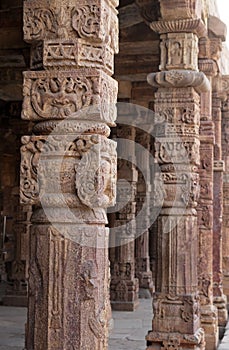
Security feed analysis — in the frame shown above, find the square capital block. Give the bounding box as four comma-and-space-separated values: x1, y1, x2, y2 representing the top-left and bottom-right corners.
23, 0, 119, 53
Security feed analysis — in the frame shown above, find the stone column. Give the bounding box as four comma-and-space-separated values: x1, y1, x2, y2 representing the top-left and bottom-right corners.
144, 5, 210, 349
110, 123, 139, 311
222, 77, 229, 300
212, 76, 228, 328
197, 39, 219, 350
135, 128, 154, 296
21, 1, 118, 349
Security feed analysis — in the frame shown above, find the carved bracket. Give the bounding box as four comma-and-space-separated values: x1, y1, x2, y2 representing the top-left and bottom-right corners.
147, 70, 210, 93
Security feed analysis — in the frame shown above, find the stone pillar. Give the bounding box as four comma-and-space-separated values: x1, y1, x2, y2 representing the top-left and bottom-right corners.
222, 77, 229, 301
135, 128, 154, 297
144, 4, 210, 348
21, 1, 118, 349
196, 39, 219, 350
212, 77, 228, 328
110, 124, 139, 311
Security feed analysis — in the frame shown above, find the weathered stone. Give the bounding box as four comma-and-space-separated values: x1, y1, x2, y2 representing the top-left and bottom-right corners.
20, 0, 118, 349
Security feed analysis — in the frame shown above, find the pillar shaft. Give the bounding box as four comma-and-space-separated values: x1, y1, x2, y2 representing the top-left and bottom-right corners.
212, 84, 228, 327
135, 129, 154, 295
222, 79, 229, 300
21, 1, 118, 349
110, 124, 139, 311
197, 41, 219, 350
143, 3, 210, 347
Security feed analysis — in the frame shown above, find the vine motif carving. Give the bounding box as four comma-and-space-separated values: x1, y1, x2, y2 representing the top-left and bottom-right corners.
75, 136, 117, 208
24, 6, 69, 41
20, 136, 45, 205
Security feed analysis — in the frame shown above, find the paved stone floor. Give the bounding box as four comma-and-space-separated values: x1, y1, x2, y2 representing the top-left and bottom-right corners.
0, 298, 228, 349
108, 298, 153, 350
0, 299, 152, 350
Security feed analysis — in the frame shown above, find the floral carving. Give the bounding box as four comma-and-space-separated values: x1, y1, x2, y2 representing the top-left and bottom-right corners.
24, 6, 69, 41
24, 7, 56, 41
72, 4, 107, 41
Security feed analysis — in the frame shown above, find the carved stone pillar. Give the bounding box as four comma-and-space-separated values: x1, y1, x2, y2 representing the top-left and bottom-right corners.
144, 4, 210, 349
197, 39, 219, 350
21, 1, 118, 349
222, 77, 229, 301
212, 77, 228, 327
135, 128, 153, 296
110, 124, 139, 311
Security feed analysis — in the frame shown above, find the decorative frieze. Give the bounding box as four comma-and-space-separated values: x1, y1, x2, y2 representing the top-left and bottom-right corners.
30, 39, 114, 74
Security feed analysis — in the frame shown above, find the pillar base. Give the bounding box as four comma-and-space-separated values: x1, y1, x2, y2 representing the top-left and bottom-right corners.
200, 305, 218, 350
111, 299, 139, 311
137, 271, 154, 298
110, 277, 139, 311
146, 329, 205, 350
2, 294, 27, 307
214, 295, 228, 326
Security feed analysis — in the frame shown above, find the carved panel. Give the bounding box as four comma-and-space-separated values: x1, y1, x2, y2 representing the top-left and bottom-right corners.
75, 135, 117, 208
155, 139, 200, 165
20, 134, 116, 209
160, 33, 198, 71
22, 70, 117, 124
